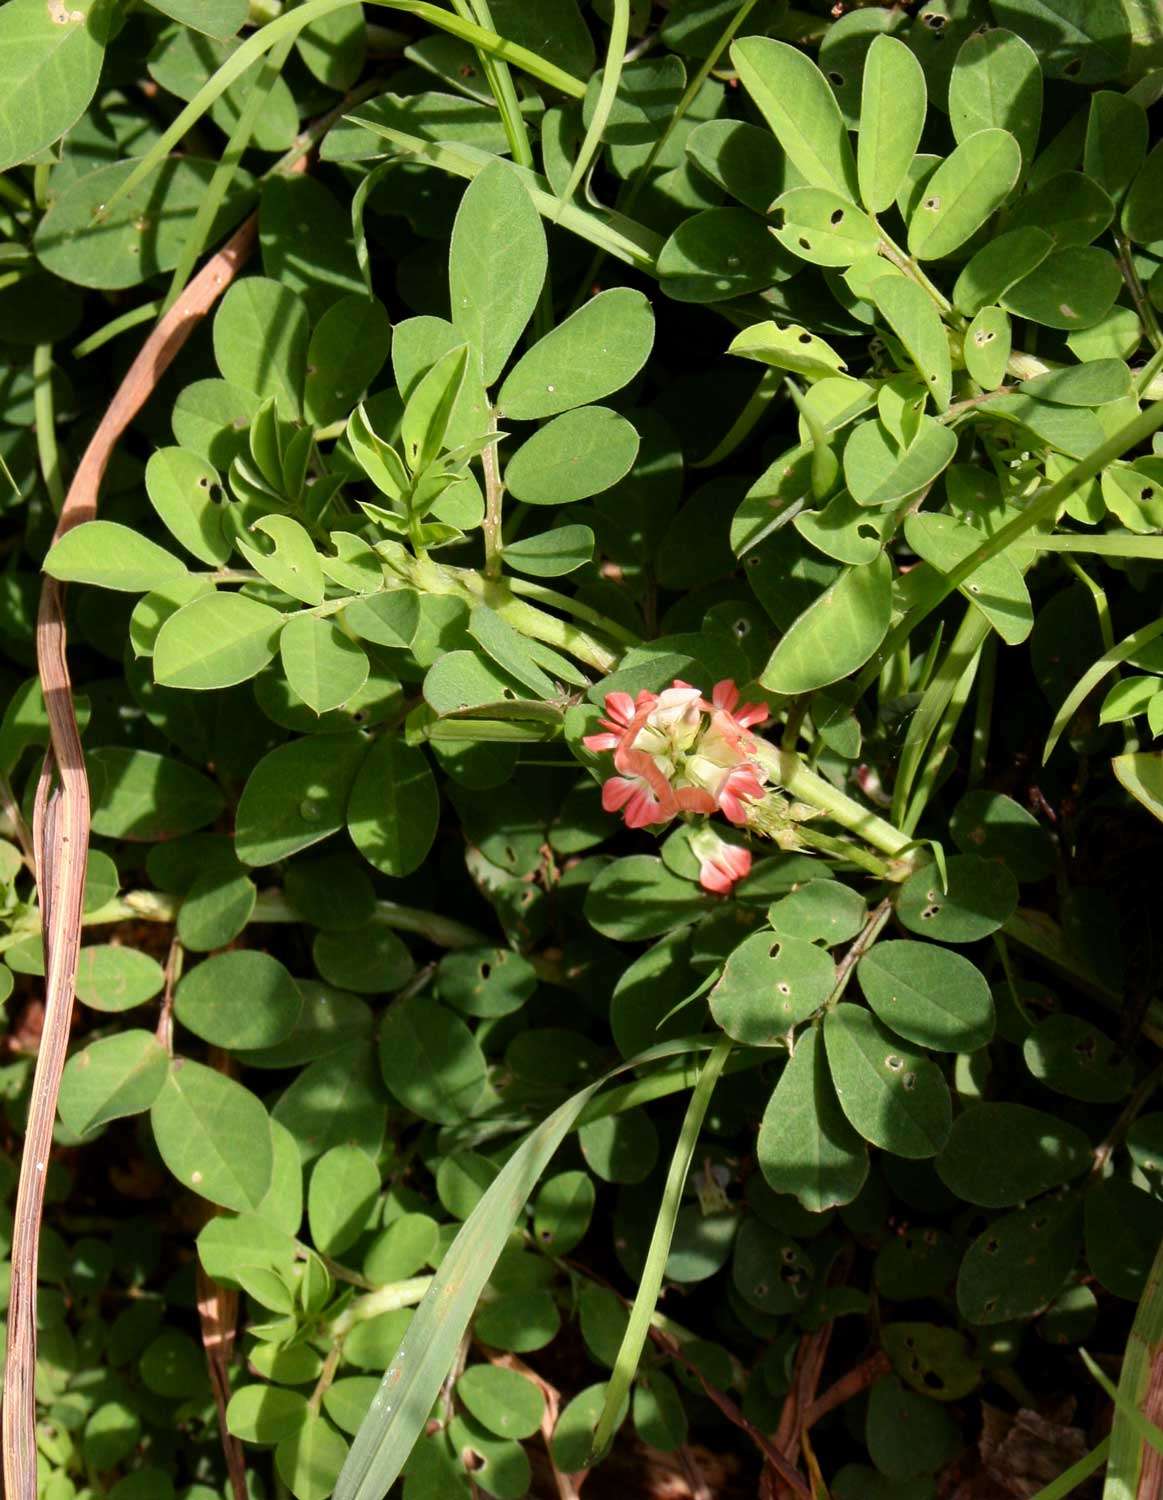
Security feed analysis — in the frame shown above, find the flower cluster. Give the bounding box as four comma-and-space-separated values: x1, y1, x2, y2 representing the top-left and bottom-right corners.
584, 679, 770, 895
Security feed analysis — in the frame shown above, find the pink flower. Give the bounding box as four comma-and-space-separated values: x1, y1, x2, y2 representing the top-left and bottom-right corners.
691, 827, 752, 895
710, 679, 769, 731
585, 677, 769, 832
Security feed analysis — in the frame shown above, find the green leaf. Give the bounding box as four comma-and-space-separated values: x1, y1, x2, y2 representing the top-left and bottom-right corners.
936, 1103, 1091, 1208
729, 321, 848, 382
314, 927, 412, 995
304, 294, 392, 429
44, 520, 187, 593
88, 746, 224, 841
988, 0, 1129, 83
1024, 1014, 1132, 1103
151, 1058, 273, 1210
710, 930, 836, 1044
1084, 90, 1148, 204
498, 289, 654, 420
685, 117, 786, 213
771, 187, 880, 267
277, 1415, 350, 1500
870, 275, 952, 411
964, 305, 1011, 390
857, 34, 927, 214
146, 0, 246, 38
731, 37, 859, 200
952, 225, 1054, 316
904, 512, 1033, 645
768, 879, 867, 946
175, 951, 302, 1051
402, 343, 470, 474
866, 1377, 958, 1480
1002, 245, 1122, 330
1113, 751, 1163, 825
1086, 1178, 1163, 1301
457, 1366, 544, 1440
280, 616, 369, 715
532, 1171, 595, 1255
75, 945, 166, 1013
657, 207, 792, 301
907, 128, 1022, 261
948, 788, 1055, 881
0, 0, 109, 174
379, 995, 487, 1125
449, 159, 547, 385
1044, 618, 1163, 764
213, 276, 308, 417
1008, 170, 1114, 251
504, 406, 639, 505
896, 854, 1018, 944
1123, 141, 1163, 245
145, 448, 232, 567
154, 591, 284, 690
584, 855, 711, 941
35, 156, 253, 290
948, 28, 1041, 168
237, 516, 325, 606
227, 1386, 309, 1445
501, 524, 594, 577
760, 552, 893, 694
273, 1042, 386, 1164
857, 941, 994, 1053
348, 735, 440, 877
58, 1031, 169, 1137
957, 1196, 1080, 1325
823, 1004, 952, 1159
177, 866, 256, 952
757, 1026, 868, 1211
236, 733, 369, 866
845, 417, 957, 506
308, 1145, 381, 1257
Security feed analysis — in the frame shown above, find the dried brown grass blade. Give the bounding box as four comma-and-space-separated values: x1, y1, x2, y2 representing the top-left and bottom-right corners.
1, 214, 259, 1497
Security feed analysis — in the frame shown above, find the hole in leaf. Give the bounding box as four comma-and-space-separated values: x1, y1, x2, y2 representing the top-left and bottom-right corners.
798, 332, 812, 344
829, 208, 844, 226
827, 71, 844, 86
885, 1055, 904, 1071
798, 237, 812, 250
1063, 56, 1082, 76
924, 196, 941, 212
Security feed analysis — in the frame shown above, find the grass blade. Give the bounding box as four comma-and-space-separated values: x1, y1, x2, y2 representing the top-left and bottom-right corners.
589, 1034, 733, 1460
332, 1036, 715, 1500
1028, 1436, 1110, 1500
100, 0, 586, 217
1100, 1233, 1163, 1497
339, 125, 663, 271
1042, 616, 1163, 765
556, 0, 629, 210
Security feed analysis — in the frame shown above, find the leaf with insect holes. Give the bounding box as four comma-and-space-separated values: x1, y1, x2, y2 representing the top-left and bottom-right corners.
908, 129, 1022, 261
823, 1004, 952, 1159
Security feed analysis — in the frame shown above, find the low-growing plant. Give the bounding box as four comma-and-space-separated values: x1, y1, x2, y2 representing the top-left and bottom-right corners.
5, 1, 1163, 1498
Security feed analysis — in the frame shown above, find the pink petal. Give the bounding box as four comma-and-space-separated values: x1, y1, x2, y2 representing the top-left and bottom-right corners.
583, 732, 620, 753
698, 858, 735, 895
601, 777, 639, 813
712, 680, 740, 713
603, 691, 637, 726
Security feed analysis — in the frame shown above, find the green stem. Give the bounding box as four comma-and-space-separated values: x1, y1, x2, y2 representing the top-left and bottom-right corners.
590, 1035, 733, 1459
752, 742, 916, 863
32, 344, 65, 514
506, 577, 640, 645
325, 1278, 434, 1339
853, 397, 1163, 704
480, 406, 504, 579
